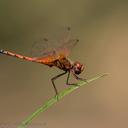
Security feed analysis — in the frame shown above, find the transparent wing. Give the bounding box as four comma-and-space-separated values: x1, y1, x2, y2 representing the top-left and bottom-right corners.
56, 27, 79, 57
30, 27, 79, 59
30, 38, 58, 58
56, 38, 79, 57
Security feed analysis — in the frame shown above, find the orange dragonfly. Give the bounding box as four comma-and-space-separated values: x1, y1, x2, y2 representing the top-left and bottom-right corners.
0, 27, 86, 97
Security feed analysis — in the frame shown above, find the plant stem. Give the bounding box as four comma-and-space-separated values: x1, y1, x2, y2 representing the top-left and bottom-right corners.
17, 73, 108, 128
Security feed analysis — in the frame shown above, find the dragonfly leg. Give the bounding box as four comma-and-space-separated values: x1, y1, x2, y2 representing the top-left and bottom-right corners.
66, 71, 88, 86
66, 71, 79, 85
66, 71, 74, 85
51, 71, 67, 99
71, 71, 88, 83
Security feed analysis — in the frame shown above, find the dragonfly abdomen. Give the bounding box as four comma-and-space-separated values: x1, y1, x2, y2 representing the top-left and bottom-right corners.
0, 49, 34, 62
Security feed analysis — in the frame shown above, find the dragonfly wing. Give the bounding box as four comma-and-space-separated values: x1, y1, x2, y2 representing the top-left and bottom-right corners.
56, 38, 79, 57
56, 27, 79, 57
30, 38, 58, 58
31, 27, 79, 60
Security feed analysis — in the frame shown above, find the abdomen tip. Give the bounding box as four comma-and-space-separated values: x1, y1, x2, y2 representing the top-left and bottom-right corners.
0, 49, 4, 53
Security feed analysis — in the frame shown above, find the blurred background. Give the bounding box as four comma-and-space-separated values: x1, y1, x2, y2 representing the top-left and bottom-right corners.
0, 0, 128, 128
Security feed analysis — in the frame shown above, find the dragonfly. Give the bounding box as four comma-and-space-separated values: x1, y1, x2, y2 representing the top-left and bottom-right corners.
0, 27, 86, 98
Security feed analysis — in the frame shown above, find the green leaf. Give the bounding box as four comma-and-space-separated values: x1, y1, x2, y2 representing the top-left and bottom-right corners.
17, 73, 108, 128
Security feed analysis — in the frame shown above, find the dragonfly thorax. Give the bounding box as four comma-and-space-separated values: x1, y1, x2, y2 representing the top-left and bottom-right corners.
54, 58, 73, 71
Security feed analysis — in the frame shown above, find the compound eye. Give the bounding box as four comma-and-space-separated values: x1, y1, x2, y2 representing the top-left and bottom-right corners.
74, 63, 81, 74
73, 62, 85, 75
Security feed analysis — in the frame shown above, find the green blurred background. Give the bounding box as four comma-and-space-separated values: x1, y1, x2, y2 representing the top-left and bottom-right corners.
0, 0, 128, 128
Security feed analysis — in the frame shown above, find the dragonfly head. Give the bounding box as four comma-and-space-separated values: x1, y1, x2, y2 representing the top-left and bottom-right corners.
73, 61, 85, 75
